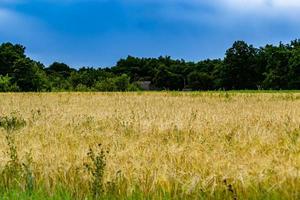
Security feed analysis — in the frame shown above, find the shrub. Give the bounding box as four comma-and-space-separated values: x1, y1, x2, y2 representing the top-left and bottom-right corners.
94, 74, 132, 92
94, 79, 116, 91
75, 84, 90, 92
0, 113, 26, 132
187, 71, 213, 90
113, 74, 130, 91
84, 144, 108, 199
0, 75, 19, 92
0, 113, 32, 192
127, 83, 140, 91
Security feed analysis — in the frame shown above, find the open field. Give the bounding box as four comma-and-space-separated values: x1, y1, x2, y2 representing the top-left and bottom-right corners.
0, 92, 300, 199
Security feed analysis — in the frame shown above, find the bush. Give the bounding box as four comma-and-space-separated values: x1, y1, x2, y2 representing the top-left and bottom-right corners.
94, 74, 133, 92
84, 144, 108, 199
94, 79, 116, 91
0, 113, 26, 132
0, 113, 33, 192
187, 71, 213, 90
0, 75, 19, 92
113, 74, 130, 91
127, 83, 140, 91
75, 84, 90, 92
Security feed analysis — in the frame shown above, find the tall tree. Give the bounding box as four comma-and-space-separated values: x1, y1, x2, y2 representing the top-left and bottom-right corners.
187, 71, 213, 90
153, 64, 184, 90
12, 58, 49, 91
287, 45, 300, 89
0, 75, 19, 92
262, 44, 291, 89
46, 62, 75, 78
0, 43, 26, 76
221, 41, 259, 89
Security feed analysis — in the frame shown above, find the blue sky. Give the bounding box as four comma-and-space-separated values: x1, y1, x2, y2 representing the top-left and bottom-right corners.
1, 0, 300, 68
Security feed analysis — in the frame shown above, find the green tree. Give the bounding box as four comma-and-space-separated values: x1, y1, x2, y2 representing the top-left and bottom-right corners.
0, 43, 26, 76
94, 74, 138, 92
287, 47, 300, 89
221, 41, 260, 89
70, 68, 114, 90
0, 75, 19, 92
94, 79, 116, 91
47, 75, 72, 91
262, 44, 291, 89
187, 71, 213, 90
46, 62, 75, 78
114, 74, 130, 91
153, 65, 184, 90
46, 62, 74, 91
12, 58, 49, 91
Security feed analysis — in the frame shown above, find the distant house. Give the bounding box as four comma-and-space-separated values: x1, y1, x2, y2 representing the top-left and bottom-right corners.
182, 88, 192, 92
136, 81, 152, 90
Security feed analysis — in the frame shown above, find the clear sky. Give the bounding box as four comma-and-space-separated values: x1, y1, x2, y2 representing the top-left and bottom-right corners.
1, 0, 300, 68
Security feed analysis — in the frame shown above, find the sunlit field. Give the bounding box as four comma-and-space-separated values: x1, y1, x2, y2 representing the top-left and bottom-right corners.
0, 92, 299, 199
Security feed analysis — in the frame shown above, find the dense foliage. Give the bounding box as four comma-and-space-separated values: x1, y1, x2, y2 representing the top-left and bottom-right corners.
0, 40, 299, 91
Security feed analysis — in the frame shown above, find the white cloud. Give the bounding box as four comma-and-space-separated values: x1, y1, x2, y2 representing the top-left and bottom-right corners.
213, 0, 300, 14
210, 0, 300, 22
138, 0, 300, 22
0, 7, 61, 64
223, 0, 300, 8
0, 8, 40, 38
122, 0, 300, 15
0, 8, 23, 32
2, 0, 300, 11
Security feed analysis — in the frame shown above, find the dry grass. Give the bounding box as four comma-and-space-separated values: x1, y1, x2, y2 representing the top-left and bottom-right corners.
0, 92, 299, 199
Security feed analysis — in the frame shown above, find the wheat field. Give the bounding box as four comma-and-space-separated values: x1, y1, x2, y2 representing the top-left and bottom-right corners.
0, 92, 299, 199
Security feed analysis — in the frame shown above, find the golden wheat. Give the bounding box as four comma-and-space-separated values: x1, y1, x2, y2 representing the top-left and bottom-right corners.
0, 92, 299, 198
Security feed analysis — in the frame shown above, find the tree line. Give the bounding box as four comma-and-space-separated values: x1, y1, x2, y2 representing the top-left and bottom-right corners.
0, 40, 299, 92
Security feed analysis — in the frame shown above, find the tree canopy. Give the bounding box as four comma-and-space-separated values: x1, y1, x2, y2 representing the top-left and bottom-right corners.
0, 40, 299, 92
